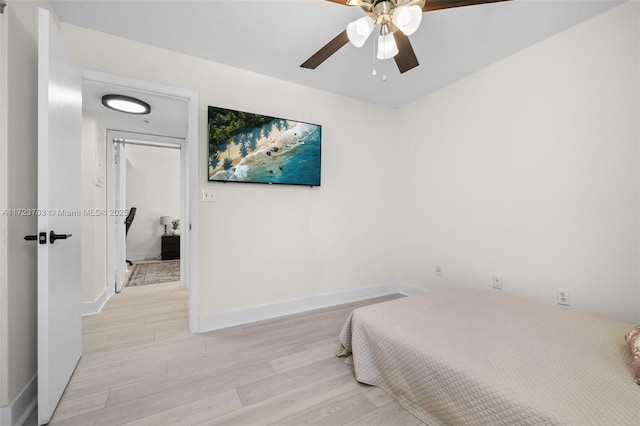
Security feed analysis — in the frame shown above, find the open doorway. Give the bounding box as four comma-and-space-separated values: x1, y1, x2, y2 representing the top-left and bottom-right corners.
114, 136, 183, 289
81, 70, 199, 332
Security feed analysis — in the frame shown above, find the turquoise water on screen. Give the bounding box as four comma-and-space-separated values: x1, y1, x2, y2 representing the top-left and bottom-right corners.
240, 125, 321, 186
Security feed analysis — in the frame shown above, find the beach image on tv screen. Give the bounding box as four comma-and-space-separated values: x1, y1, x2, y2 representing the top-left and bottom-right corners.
208, 106, 321, 186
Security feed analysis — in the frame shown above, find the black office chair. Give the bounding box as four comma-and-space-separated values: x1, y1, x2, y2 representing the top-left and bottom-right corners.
125, 207, 137, 266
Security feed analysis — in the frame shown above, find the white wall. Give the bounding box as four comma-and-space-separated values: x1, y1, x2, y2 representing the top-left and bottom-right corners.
59, 1, 639, 326
396, 1, 640, 324
125, 144, 180, 260
60, 23, 398, 323
80, 112, 107, 305
1, 1, 55, 423
3, 0, 38, 416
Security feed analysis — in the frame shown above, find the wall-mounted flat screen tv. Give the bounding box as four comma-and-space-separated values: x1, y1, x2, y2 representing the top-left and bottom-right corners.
208, 106, 321, 186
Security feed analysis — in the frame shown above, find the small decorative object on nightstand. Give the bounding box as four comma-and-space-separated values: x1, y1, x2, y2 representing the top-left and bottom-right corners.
171, 219, 181, 236
161, 235, 180, 260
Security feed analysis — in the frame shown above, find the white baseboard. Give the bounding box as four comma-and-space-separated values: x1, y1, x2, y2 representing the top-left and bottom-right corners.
82, 287, 110, 317
197, 282, 425, 333
0, 374, 36, 426
396, 282, 426, 296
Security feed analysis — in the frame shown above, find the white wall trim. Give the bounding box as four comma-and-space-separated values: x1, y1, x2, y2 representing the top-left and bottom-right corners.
0, 374, 36, 426
185, 91, 199, 332
81, 287, 110, 317
198, 283, 425, 333
0, 405, 8, 426
0, 5, 8, 412
395, 282, 427, 296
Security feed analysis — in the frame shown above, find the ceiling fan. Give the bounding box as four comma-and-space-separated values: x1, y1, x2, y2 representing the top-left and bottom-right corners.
301, 0, 510, 74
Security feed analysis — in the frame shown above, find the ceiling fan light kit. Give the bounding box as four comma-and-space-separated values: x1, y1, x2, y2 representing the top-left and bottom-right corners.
377, 24, 399, 60
392, 4, 423, 35
346, 0, 424, 54
302, 0, 510, 74
347, 15, 374, 47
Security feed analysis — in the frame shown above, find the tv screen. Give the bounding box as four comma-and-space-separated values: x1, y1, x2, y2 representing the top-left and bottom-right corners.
208, 106, 321, 186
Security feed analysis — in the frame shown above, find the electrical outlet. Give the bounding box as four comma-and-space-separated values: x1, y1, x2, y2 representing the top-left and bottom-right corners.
557, 289, 570, 306
435, 265, 442, 277
202, 189, 216, 202
492, 276, 502, 289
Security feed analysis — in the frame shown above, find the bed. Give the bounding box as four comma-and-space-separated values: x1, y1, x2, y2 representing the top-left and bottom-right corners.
338, 287, 640, 425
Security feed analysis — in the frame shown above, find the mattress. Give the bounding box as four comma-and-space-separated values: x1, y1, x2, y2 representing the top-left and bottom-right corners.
339, 287, 640, 425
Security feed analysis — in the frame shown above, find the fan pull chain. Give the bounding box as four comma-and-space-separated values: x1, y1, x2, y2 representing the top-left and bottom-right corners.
370, 29, 388, 82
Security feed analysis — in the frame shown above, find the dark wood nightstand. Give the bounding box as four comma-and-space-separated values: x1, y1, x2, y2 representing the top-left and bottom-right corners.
161, 235, 180, 260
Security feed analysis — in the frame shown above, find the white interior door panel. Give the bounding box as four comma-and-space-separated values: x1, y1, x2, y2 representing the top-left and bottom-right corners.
37, 8, 82, 425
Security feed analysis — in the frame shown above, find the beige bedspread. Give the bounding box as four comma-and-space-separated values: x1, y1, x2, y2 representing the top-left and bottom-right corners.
339, 287, 640, 425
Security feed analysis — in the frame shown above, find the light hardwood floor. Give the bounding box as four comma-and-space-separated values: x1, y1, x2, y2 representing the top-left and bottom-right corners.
25, 282, 424, 425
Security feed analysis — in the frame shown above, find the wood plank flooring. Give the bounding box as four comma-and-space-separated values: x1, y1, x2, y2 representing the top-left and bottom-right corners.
24, 282, 424, 425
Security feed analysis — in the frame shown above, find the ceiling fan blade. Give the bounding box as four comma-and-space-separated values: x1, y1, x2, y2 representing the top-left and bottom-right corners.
423, 0, 510, 13
393, 32, 419, 74
301, 30, 350, 70
325, 0, 351, 5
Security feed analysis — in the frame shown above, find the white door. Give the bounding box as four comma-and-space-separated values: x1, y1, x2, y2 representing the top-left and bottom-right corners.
37, 8, 83, 425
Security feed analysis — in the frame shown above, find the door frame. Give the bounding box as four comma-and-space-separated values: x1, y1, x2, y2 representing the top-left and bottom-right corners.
107, 131, 185, 294
85, 70, 200, 333
0, 4, 8, 411
105, 132, 127, 295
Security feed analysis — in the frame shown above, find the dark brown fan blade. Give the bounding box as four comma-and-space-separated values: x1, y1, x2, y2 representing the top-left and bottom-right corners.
393, 32, 419, 74
300, 30, 350, 69
423, 0, 510, 13
324, 0, 351, 5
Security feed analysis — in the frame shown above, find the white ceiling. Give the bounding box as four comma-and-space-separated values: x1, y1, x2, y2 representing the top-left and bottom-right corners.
52, 0, 624, 136
83, 79, 189, 139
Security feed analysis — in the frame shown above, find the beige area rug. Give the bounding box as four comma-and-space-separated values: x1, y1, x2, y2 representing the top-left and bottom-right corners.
126, 260, 180, 286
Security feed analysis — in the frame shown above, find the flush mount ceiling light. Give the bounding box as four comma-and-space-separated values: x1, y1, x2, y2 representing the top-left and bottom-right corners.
301, 0, 510, 74
101, 94, 151, 114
